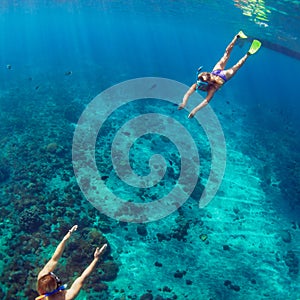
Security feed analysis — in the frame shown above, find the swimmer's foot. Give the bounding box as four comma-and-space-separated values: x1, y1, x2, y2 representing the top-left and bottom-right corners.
237, 30, 247, 39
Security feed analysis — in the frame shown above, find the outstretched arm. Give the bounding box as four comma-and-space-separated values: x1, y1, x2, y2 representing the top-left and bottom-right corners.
65, 244, 107, 300
188, 87, 216, 118
38, 225, 78, 280
178, 83, 197, 110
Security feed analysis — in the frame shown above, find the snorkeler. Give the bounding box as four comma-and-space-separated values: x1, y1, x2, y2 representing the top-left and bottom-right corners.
178, 31, 261, 118
36, 225, 107, 300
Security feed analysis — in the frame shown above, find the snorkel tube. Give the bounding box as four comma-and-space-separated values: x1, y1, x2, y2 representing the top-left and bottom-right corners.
197, 66, 203, 75
35, 284, 67, 300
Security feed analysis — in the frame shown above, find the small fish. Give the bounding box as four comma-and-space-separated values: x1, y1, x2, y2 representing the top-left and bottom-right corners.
6, 64, 12, 70
65, 71, 72, 76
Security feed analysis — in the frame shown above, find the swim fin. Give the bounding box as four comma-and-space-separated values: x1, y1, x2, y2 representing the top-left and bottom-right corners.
237, 30, 247, 39
248, 39, 262, 55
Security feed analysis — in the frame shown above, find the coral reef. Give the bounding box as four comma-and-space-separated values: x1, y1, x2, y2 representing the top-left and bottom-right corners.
18, 208, 43, 233
64, 101, 84, 123
283, 250, 299, 276
46, 142, 58, 153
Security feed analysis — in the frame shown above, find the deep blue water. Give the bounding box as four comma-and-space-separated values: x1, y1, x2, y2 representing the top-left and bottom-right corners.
0, 1, 300, 299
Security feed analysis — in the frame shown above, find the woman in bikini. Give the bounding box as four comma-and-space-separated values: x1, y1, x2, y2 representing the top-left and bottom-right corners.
178, 31, 261, 118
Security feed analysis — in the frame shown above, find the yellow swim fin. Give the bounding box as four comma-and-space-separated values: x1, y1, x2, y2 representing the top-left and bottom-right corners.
237, 30, 248, 39
248, 39, 262, 55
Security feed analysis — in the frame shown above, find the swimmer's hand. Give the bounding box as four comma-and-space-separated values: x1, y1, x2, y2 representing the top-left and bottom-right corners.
94, 244, 107, 260
188, 111, 195, 119
64, 225, 78, 240
69, 225, 78, 233
178, 103, 185, 110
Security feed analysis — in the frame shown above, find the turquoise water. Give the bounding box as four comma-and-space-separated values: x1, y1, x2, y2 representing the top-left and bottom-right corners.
0, 1, 300, 299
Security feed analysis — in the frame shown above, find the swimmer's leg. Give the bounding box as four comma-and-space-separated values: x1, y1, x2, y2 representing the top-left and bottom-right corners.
213, 34, 240, 71
223, 53, 249, 81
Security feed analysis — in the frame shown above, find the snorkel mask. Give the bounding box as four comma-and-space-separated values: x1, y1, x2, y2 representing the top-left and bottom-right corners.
50, 272, 62, 288
36, 272, 67, 300
196, 66, 209, 91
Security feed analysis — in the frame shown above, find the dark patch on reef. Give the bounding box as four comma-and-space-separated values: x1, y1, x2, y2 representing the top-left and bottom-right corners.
0, 162, 10, 183
19, 207, 43, 233
224, 280, 241, 292
283, 250, 299, 277
156, 209, 201, 243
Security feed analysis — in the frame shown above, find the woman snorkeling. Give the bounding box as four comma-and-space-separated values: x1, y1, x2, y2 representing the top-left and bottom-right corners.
178, 31, 261, 118
36, 225, 107, 300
